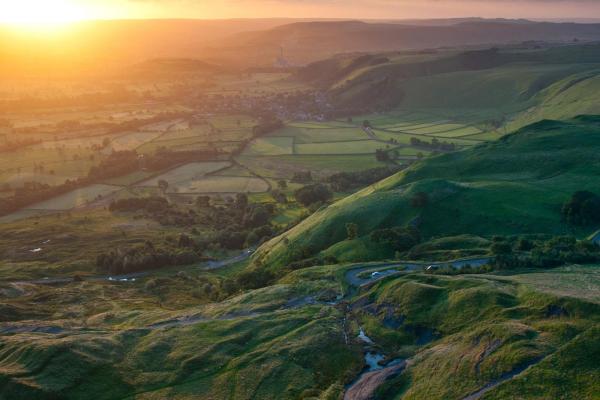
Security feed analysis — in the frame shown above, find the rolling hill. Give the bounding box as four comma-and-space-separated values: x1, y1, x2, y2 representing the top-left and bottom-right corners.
296, 43, 600, 125
252, 116, 600, 269
218, 19, 600, 66
4, 18, 600, 77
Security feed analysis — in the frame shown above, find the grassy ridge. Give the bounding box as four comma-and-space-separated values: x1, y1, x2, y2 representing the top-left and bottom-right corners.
352, 267, 600, 399
253, 116, 600, 269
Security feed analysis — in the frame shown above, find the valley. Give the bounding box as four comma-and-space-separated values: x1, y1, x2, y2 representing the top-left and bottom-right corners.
1, 16, 600, 400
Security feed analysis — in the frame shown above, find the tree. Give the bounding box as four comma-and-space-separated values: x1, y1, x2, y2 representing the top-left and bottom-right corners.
362, 120, 372, 128
346, 223, 358, 240
277, 179, 288, 190
370, 226, 421, 252
158, 179, 169, 195
375, 149, 390, 162
562, 191, 600, 225
270, 189, 287, 203
236, 193, 248, 210
196, 195, 211, 208
490, 242, 512, 255
244, 205, 270, 228
294, 184, 333, 207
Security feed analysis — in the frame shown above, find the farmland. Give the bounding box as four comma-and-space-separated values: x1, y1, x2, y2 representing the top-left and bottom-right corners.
1, 92, 503, 222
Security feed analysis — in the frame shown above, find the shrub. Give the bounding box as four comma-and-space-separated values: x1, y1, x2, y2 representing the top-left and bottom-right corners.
562, 191, 600, 225
294, 184, 333, 207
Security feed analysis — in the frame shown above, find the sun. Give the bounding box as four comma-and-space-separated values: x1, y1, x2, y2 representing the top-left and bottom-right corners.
0, 0, 91, 28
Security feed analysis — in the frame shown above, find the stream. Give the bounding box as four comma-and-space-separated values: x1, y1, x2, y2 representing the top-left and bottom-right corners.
344, 328, 406, 400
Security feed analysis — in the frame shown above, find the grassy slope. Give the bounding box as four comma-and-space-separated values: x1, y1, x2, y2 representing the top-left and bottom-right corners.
354, 266, 600, 400
306, 44, 600, 133
0, 255, 598, 400
0, 269, 362, 400
253, 116, 600, 269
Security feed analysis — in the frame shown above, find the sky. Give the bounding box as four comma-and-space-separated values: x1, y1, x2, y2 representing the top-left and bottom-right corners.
2, 0, 600, 24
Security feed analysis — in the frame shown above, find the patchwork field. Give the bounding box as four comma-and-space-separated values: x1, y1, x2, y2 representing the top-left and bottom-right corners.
174, 176, 270, 194
138, 161, 232, 187
244, 137, 295, 156
295, 140, 387, 155
25, 184, 122, 211
1, 107, 505, 225
108, 131, 164, 152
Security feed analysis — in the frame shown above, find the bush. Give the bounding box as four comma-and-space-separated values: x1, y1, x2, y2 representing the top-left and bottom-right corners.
371, 226, 421, 251
96, 243, 201, 274
562, 191, 600, 225
235, 269, 275, 290
490, 242, 512, 255
294, 184, 333, 207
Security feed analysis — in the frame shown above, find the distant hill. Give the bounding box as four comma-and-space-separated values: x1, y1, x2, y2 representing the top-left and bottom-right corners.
0, 18, 307, 77
252, 116, 600, 269
125, 58, 223, 79
295, 43, 600, 126
4, 18, 600, 77
217, 19, 600, 65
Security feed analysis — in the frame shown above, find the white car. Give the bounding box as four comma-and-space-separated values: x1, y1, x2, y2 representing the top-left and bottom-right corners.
371, 271, 382, 278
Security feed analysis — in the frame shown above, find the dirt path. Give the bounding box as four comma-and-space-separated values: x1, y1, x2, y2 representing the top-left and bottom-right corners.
344, 361, 406, 400
461, 356, 546, 400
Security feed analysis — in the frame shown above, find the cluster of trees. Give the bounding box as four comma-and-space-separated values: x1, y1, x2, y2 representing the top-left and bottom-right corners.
0, 180, 84, 217
294, 183, 333, 207
109, 193, 277, 252
88, 151, 140, 181
109, 197, 170, 214
375, 149, 392, 162
370, 225, 422, 252
491, 235, 600, 269
96, 241, 201, 274
327, 167, 400, 192
410, 137, 457, 152
561, 191, 600, 226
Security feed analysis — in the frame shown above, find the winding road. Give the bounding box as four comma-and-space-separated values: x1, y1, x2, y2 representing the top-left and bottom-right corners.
345, 257, 493, 287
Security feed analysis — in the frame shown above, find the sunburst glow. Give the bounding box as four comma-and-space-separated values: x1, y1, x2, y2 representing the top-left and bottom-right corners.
0, 0, 91, 27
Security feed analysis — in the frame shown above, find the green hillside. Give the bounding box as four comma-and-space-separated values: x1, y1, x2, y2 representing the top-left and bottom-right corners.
252, 116, 600, 269
353, 266, 600, 400
299, 44, 600, 130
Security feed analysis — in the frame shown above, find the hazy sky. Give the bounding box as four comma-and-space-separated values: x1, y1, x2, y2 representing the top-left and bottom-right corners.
91, 0, 600, 19
3, 0, 600, 23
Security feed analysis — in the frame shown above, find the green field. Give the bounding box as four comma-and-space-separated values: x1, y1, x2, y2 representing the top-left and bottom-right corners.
271, 126, 366, 143
26, 184, 122, 211
295, 140, 387, 155
244, 136, 295, 156
174, 176, 270, 194
155, 125, 212, 141
139, 161, 232, 188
